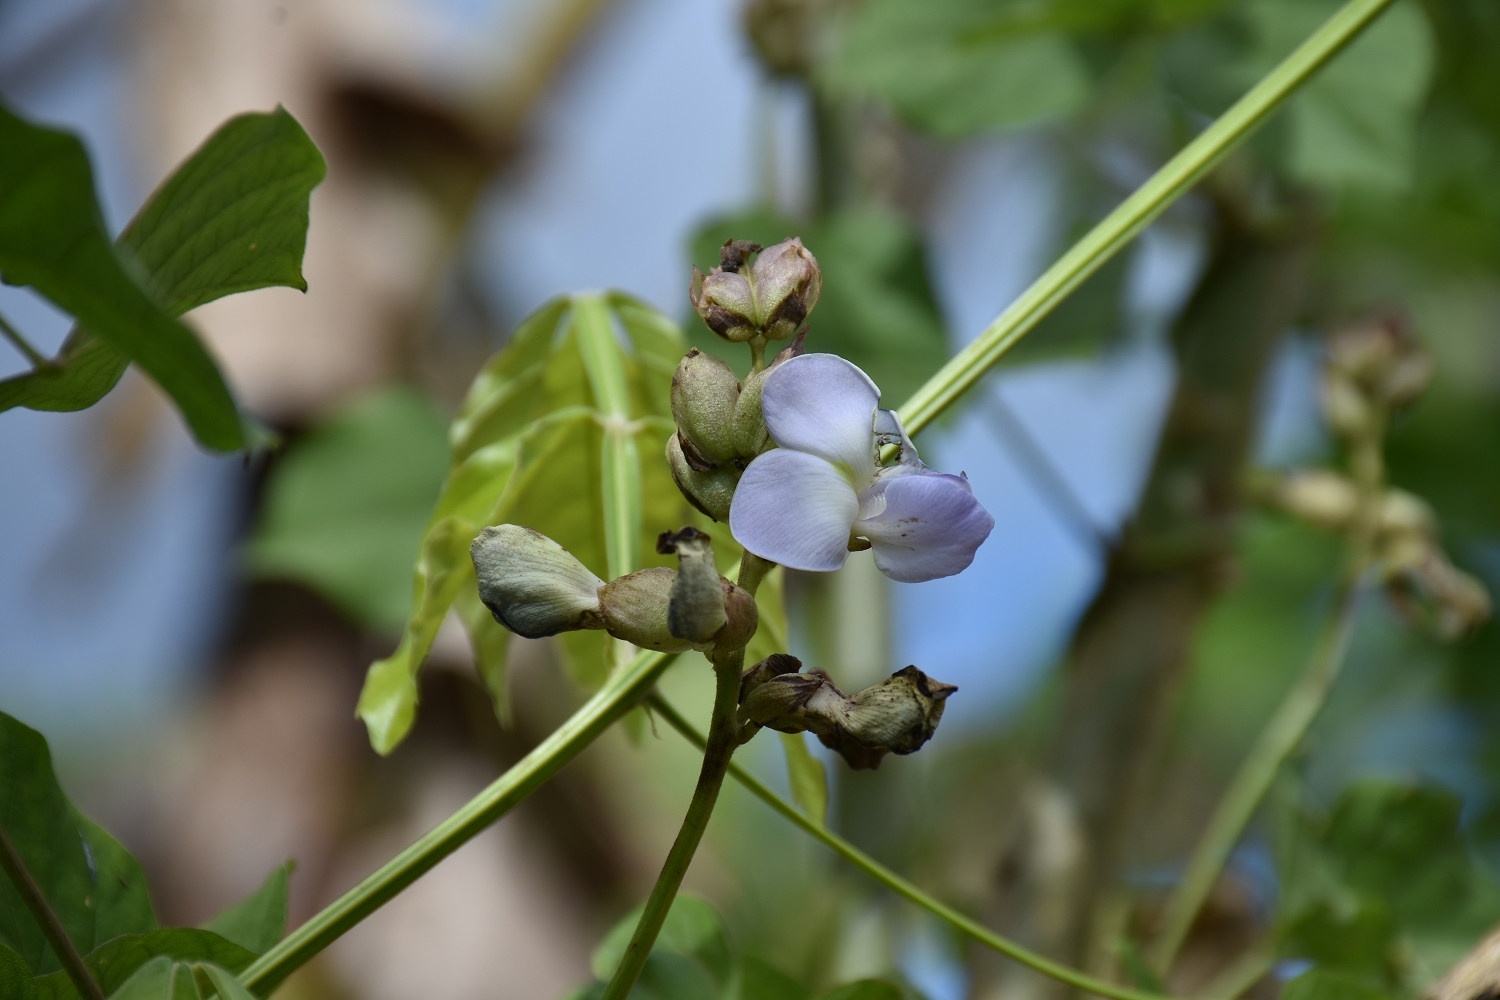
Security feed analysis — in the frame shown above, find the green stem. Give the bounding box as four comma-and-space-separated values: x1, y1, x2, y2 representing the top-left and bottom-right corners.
645, 694, 1179, 1000
602, 650, 744, 1000
896, 0, 1397, 438
0, 824, 105, 1000
749, 337, 768, 375
736, 551, 776, 597
0, 312, 49, 367
241, 648, 677, 995
1148, 572, 1366, 973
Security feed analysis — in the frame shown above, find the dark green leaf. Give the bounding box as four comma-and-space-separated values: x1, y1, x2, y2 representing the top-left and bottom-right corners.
247, 387, 450, 631
0, 711, 156, 976
0, 944, 36, 1000
0, 106, 243, 449
204, 861, 292, 956
1279, 900, 1399, 987
33, 930, 255, 1000
122, 107, 325, 315
832, 0, 1090, 138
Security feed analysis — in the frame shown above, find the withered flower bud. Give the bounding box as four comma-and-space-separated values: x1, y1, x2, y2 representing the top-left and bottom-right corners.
739, 652, 804, 702
1378, 488, 1435, 537
667, 433, 739, 522
659, 527, 727, 643
689, 237, 820, 343
599, 567, 698, 653
671, 348, 741, 463
736, 662, 957, 769
715, 581, 759, 655
1269, 470, 1360, 531
1387, 551, 1492, 640
471, 525, 605, 638
1324, 371, 1376, 441
1327, 317, 1433, 413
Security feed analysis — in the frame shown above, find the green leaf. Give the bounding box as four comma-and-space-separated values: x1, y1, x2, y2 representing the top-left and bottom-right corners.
453, 585, 513, 726
817, 981, 906, 1000
1281, 968, 1396, 1000
247, 388, 451, 631
780, 734, 829, 828
357, 294, 691, 752
0, 106, 243, 449
195, 963, 260, 1000
832, 0, 1091, 138
103, 956, 175, 1000
204, 862, 292, 956
0, 944, 36, 1000
0, 711, 155, 976
741, 956, 811, 1000
33, 930, 254, 1000
589, 896, 736, 1000
0, 107, 324, 424
688, 208, 949, 405
1226, 0, 1434, 191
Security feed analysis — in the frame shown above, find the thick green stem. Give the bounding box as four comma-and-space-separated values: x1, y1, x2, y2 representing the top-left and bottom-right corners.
1148, 572, 1366, 973
897, 0, 1396, 437
241, 649, 677, 995
0, 824, 104, 1000
602, 650, 744, 1000
645, 694, 1182, 1000
736, 551, 775, 597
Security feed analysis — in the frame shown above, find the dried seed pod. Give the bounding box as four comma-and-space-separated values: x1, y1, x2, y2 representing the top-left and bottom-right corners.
671, 349, 741, 463
471, 525, 605, 638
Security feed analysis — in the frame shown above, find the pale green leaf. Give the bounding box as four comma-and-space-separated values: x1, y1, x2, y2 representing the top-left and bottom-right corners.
205, 862, 292, 956
780, 733, 829, 827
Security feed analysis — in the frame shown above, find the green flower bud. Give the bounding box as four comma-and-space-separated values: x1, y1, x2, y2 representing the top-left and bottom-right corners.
733, 332, 805, 457
599, 567, 698, 653
470, 525, 605, 639
689, 237, 821, 343
671, 349, 741, 463
667, 433, 739, 522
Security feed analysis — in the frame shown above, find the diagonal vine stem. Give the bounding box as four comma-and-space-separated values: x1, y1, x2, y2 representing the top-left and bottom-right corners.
237, 0, 1398, 988
0, 823, 105, 1000
644, 693, 1179, 1000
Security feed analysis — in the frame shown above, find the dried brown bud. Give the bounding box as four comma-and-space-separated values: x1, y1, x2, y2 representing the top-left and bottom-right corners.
739, 653, 804, 702
689, 237, 820, 343
1324, 371, 1376, 441
1386, 551, 1492, 640
666, 433, 739, 522
736, 662, 957, 769
671, 349, 741, 463
1326, 317, 1433, 418
471, 525, 605, 638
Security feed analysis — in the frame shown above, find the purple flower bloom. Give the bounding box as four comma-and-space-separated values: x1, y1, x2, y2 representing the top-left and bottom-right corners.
729, 354, 994, 582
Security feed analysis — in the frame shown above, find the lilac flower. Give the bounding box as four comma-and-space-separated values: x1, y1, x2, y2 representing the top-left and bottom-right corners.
728, 354, 995, 582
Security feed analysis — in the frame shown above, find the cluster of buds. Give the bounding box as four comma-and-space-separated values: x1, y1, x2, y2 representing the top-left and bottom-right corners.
670, 236, 821, 522
1263, 319, 1489, 639
1322, 317, 1434, 441
690, 237, 821, 345
470, 525, 757, 655
736, 653, 957, 770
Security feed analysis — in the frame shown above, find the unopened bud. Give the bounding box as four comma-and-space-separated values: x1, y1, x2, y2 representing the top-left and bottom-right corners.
1270, 470, 1360, 531
667, 433, 739, 522
1327, 317, 1432, 411
689, 237, 820, 343
471, 525, 605, 638
732, 331, 806, 456
599, 567, 698, 653
672, 349, 741, 463
1378, 488, 1435, 537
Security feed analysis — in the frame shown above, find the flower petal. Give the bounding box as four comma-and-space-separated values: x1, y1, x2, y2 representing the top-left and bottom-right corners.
856, 471, 995, 583
761, 354, 880, 482
731, 449, 859, 572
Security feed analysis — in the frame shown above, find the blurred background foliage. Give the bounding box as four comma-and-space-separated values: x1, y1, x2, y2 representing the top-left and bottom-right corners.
4, 0, 1500, 998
